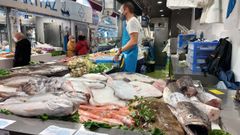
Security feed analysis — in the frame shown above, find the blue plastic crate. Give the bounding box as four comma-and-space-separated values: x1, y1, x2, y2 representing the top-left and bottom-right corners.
188, 49, 213, 58
189, 41, 219, 51
178, 34, 196, 48
187, 61, 206, 72
187, 55, 206, 65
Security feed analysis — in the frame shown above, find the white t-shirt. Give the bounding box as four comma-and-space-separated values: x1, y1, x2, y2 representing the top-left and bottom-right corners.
126, 17, 143, 46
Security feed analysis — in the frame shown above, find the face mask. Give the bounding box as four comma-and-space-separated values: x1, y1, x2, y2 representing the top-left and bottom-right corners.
13, 37, 18, 42
120, 15, 126, 21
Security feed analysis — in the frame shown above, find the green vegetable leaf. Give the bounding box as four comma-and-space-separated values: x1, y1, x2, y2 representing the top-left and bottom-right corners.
0, 109, 12, 115
39, 114, 49, 121
0, 69, 10, 77
151, 128, 165, 135
209, 130, 231, 135
84, 121, 112, 131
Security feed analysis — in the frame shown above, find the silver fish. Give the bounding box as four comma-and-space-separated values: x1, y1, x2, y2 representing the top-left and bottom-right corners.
0, 91, 89, 117
17, 78, 74, 95
170, 102, 210, 135
109, 72, 157, 83
0, 75, 47, 88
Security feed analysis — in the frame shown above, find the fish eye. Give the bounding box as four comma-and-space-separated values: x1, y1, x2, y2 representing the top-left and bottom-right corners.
188, 114, 193, 118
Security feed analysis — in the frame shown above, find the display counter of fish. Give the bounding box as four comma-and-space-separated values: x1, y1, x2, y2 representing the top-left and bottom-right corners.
9, 62, 69, 77
0, 73, 226, 135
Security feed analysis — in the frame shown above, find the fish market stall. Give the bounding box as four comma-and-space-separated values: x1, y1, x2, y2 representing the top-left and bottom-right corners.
0, 59, 234, 135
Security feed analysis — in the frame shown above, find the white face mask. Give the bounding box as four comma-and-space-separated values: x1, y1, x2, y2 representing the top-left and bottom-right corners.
13, 37, 18, 42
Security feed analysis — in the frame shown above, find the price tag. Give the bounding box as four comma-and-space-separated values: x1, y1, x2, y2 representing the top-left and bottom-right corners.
0, 118, 15, 129
209, 89, 225, 95
74, 126, 108, 135
39, 125, 76, 135
74, 129, 108, 135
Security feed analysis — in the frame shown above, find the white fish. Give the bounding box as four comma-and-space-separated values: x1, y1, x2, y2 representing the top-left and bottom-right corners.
152, 79, 166, 92
67, 78, 106, 89
197, 92, 222, 108
110, 72, 156, 83
191, 100, 220, 122
109, 80, 137, 100
0, 95, 73, 117
129, 81, 162, 98
17, 78, 75, 95
0, 92, 89, 117
0, 75, 46, 88
163, 91, 189, 108
82, 74, 108, 81
90, 86, 126, 107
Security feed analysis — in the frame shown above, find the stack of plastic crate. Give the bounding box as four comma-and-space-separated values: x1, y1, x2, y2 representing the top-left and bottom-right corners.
178, 34, 196, 48
187, 41, 219, 72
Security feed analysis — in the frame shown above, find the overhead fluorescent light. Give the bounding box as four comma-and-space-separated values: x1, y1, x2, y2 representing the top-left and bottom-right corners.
157, 1, 162, 4
161, 14, 164, 17
160, 10, 164, 12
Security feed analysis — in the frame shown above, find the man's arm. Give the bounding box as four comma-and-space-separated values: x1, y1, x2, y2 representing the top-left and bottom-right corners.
116, 32, 138, 56
122, 32, 138, 51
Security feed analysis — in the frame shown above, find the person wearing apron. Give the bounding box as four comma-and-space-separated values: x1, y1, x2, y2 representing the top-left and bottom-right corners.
115, 2, 141, 72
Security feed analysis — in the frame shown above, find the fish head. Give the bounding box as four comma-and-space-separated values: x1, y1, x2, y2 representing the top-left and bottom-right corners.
176, 102, 210, 134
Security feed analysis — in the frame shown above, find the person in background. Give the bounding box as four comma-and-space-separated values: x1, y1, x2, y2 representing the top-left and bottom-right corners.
63, 31, 70, 53
114, 2, 142, 72
75, 35, 89, 55
13, 32, 31, 67
67, 35, 76, 57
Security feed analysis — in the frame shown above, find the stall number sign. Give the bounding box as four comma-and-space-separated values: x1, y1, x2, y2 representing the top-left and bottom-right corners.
12, 0, 57, 11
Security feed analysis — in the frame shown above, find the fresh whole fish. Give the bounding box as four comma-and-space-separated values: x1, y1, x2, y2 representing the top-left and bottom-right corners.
146, 99, 185, 135
129, 81, 163, 98
0, 92, 89, 117
109, 80, 137, 100
0, 85, 18, 99
190, 99, 220, 121
31, 65, 69, 76
170, 101, 210, 135
82, 74, 108, 81
197, 92, 222, 108
17, 78, 75, 95
163, 91, 189, 108
66, 80, 91, 94
164, 82, 180, 94
152, 79, 166, 92
176, 76, 198, 97
89, 86, 126, 107
67, 78, 106, 89
10, 63, 69, 77
176, 76, 194, 88
0, 75, 47, 88
109, 72, 156, 83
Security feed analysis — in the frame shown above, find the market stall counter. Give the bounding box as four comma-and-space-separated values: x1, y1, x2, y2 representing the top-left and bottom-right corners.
0, 53, 66, 69
171, 55, 219, 87
0, 114, 144, 135
0, 89, 238, 135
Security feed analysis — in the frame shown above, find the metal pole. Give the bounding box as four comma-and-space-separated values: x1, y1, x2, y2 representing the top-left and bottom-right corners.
6, 7, 13, 52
